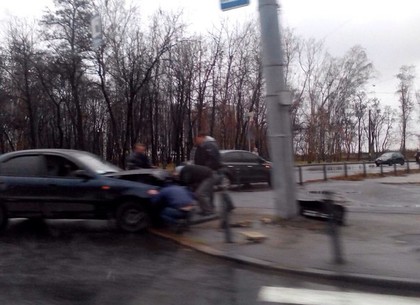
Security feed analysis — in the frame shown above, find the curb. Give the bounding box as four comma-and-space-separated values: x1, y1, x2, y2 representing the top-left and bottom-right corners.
149, 228, 420, 290
189, 214, 219, 225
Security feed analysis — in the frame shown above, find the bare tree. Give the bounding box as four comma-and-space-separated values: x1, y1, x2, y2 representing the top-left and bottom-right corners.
396, 65, 416, 156
366, 99, 397, 153
93, 0, 184, 165
353, 92, 368, 159
1, 6, 406, 166
295, 37, 325, 162
40, 0, 93, 150
1, 18, 41, 149
302, 45, 373, 161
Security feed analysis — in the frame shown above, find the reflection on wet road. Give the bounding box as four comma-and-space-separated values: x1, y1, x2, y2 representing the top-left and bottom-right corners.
0, 219, 418, 305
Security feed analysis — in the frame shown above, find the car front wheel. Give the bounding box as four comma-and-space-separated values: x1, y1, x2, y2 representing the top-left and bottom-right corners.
116, 201, 149, 233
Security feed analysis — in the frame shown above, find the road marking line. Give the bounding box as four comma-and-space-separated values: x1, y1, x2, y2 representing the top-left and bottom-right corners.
258, 286, 420, 305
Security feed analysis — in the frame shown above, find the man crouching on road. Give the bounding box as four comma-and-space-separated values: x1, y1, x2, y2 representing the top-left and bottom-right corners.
150, 182, 196, 233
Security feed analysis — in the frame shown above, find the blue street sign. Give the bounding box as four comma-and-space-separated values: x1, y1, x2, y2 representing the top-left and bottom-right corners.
220, 0, 250, 11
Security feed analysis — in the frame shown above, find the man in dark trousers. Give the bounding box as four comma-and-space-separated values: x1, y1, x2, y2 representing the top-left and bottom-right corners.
192, 131, 222, 215
126, 143, 153, 169
175, 164, 214, 215
150, 183, 196, 233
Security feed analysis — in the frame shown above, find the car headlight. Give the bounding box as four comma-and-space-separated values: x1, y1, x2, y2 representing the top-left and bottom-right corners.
147, 189, 159, 196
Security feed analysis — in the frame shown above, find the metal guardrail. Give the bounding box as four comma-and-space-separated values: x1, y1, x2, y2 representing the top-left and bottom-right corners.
295, 160, 420, 185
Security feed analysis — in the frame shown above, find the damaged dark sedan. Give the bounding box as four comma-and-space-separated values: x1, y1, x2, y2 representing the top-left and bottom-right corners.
0, 149, 167, 232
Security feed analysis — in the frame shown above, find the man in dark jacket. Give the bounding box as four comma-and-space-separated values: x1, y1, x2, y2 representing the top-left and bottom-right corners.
126, 143, 152, 169
193, 133, 221, 171
177, 164, 212, 189
150, 184, 196, 232
192, 131, 222, 215
175, 164, 214, 215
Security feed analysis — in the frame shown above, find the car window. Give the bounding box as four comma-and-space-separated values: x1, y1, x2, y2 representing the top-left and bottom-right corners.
75, 152, 120, 174
240, 152, 260, 163
0, 155, 42, 177
221, 152, 242, 163
44, 155, 79, 178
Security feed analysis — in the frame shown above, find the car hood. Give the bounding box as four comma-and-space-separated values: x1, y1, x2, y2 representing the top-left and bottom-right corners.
104, 168, 154, 176
103, 168, 169, 186
104, 168, 167, 177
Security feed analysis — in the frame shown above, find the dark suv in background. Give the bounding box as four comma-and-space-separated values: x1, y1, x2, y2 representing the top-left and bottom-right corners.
219, 150, 271, 187
374, 151, 405, 166
0, 149, 166, 232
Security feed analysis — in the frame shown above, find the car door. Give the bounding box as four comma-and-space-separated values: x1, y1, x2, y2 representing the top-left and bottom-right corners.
391, 153, 404, 165
40, 154, 106, 218
221, 151, 247, 185
0, 154, 46, 217
240, 151, 269, 183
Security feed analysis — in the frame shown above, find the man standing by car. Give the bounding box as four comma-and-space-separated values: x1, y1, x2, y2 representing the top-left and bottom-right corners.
193, 131, 222, 215
126, 143, 153, 169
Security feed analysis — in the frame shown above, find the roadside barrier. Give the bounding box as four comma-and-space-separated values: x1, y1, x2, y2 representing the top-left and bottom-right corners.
295, 160, 419, 184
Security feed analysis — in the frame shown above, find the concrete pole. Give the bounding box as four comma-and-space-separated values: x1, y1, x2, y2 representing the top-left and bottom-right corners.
258, 0, 297, 218
368, 109, 372, 160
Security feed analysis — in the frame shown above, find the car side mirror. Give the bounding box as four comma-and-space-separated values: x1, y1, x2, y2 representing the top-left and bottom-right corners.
73, 169, 94, 180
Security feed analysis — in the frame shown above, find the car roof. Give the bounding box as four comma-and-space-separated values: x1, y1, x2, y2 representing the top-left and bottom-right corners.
220, 149, 252, 153
0, 149, 124, 174
0, 149, 95, 159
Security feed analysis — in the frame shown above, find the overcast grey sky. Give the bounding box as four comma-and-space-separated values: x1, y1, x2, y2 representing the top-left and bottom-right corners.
1, 0, 420, 108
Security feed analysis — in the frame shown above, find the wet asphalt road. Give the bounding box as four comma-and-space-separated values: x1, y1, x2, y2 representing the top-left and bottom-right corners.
1, 219, 419, 305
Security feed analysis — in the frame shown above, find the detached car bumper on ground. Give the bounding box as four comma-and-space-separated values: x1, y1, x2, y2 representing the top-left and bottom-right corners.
0, 149, 168, 232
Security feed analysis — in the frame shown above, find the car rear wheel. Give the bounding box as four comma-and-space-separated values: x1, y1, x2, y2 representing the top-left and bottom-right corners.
0, 204, 8, 231
116, 201, 149, 233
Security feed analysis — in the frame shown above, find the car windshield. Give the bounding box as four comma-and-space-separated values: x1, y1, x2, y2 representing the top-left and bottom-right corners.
379, 153, 393, 159
75, 152, 121, 174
